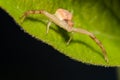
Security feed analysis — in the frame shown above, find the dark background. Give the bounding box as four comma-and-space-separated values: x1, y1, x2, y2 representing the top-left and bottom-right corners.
0, 8, 117, 80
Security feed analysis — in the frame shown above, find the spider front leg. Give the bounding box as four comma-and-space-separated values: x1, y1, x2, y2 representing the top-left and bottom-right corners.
20, 10, 44, 23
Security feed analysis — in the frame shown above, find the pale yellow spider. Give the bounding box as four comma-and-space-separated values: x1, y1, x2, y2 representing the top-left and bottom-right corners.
21, 8, 108, 62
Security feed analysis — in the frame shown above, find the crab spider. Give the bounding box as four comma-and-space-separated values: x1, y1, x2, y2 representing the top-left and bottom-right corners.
21, 8, 108, 62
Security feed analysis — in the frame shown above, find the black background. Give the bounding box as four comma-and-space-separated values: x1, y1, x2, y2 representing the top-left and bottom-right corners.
0, 8, 117, 80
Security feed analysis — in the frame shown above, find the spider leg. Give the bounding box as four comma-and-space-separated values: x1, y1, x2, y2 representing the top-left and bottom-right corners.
67, 32, 74, 45
47, 21, 52, 34
71, 27, 108, 62
20, 10, 44, 23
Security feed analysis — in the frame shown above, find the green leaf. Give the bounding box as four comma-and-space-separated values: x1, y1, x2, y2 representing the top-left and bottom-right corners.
0, 0, 120, 67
